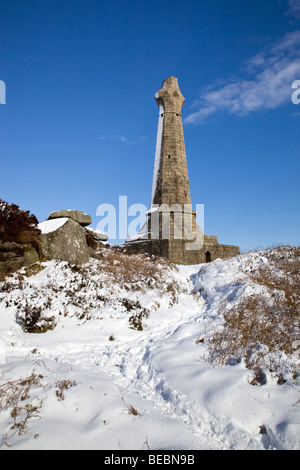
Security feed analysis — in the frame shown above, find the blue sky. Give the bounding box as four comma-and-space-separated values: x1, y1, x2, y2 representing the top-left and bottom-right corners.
0, 0, 299, 252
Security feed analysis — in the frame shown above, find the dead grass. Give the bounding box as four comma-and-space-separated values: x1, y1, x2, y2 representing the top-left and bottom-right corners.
58, 245, 182, 327
0, 372, 77, 441
55, 379, 76, 401
23, 263, 46, 278
0, 372, 44, 435
206, 246, 300, 384
90, 245, 177, 290
127, 404, 140, 416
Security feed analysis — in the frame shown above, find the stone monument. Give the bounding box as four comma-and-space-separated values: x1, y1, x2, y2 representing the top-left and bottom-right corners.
125, 76, 240, 264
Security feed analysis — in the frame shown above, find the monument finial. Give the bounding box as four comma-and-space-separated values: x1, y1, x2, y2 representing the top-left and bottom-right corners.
155, 76, 185, 115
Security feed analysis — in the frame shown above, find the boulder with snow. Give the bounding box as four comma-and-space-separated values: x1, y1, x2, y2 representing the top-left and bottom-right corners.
85, 227, 108, 242
39, 217, 90, 265
47, 210, 92, 227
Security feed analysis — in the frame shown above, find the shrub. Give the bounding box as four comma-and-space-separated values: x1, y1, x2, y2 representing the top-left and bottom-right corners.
17, 301, 56, 333
121, 298, 150, 330
55, 379, 76, 401
206, 246, 300, 384
129, 310, 149, 331
0, 372, 44, 435
90, 245, 176, 291
207, 292, 299, 383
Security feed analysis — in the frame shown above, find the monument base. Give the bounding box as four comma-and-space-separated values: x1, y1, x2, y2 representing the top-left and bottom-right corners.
124, 235, 240, 265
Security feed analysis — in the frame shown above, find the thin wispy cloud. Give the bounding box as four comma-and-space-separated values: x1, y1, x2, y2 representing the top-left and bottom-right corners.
98, 135, 147, 145
184, 30, 300, 124
98, 135, 127, 142
286, 0, 300, 19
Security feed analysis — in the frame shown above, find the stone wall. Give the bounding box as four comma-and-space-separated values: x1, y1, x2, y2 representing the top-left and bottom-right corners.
125, 238, 240, 265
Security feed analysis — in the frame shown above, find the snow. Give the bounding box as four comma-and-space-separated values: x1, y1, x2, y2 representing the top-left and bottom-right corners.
87, 227, 106, 238
0, 248, 299, 450
126, 222, 149, 242
38, 218, 69, 234
151, 104, 164, 206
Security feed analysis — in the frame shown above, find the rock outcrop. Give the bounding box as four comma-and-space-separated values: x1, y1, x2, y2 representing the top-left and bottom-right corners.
0, 199, 42, 275
0, 200, 109, 273
47, 210, 92, 227
39, 210, 108, 265
0, 240, 39, 273
38, 217, 90, 265
85, 227, 108, 242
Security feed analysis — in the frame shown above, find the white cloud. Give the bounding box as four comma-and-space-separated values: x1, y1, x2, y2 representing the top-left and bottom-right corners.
185, 31, 300, 124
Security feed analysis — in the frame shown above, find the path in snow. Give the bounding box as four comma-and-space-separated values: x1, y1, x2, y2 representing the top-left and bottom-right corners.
1, 252, 299, 450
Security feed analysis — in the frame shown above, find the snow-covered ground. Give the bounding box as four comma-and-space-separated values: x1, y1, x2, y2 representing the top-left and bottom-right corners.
0, 247, 299, 450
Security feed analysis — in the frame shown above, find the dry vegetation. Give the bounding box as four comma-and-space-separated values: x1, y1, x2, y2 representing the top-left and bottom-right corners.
0, 372, 44, 436
206, 246, 300, 384
90, 245, 177, 290
0, 372, 77, 443
0, 245, 184, 333
55, 379, 77, 401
